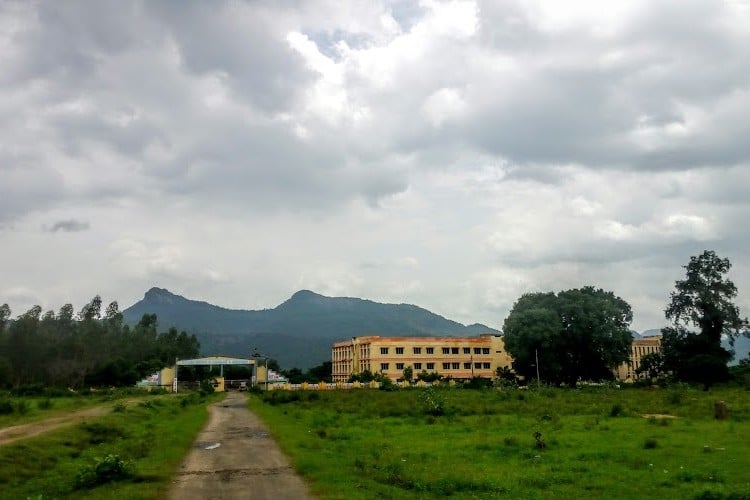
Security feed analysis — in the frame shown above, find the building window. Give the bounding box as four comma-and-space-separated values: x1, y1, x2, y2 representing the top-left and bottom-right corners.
426, 363, 434, 370
463, 347, 471, 354
414, 363, 422, 370
413, 347, 422, 354
482, 348, 490, 354
474, 347, 481, 354
380, 347, 389, 355
451, 347, 459, 354
483, 363, 491, 369
380, 363, 389, 371
442, 347, 450, 354
475, 362, 482, 369
396, 363, 404, 370
396, 347, 404, 354
464, 362, 471, 369
426, 347, 434, 354
452, 362, 460, 370
442, 363, 451, 370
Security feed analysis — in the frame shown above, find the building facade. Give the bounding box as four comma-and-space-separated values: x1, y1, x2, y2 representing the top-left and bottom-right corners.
332, 334, 512, 382
614, 336, 662, 381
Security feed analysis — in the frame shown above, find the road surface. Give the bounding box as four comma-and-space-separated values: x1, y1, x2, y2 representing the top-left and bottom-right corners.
168, 391, 314, 500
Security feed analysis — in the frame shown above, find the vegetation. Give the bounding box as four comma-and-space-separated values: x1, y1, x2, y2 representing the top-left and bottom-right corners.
0, 391, 221, 499
251, 386, 750, 499
503, 287, 633, 385
283, 361, 333, 384
0, 296, 199, 389
660, 251, 749, 388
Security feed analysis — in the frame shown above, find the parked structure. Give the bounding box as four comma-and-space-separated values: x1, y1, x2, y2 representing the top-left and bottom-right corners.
331, 334, 512, 382
614, 336, 662, 381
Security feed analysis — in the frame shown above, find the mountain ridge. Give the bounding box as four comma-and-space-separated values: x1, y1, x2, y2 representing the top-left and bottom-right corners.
122, 287, 500, 369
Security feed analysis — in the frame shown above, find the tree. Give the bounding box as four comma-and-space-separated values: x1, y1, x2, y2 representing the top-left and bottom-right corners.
661, 250, 749, 388
503, 287, 633, 386
401, 365, 414, 382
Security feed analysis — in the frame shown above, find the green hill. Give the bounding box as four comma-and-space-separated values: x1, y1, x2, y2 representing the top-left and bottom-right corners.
122, 287, 500, 369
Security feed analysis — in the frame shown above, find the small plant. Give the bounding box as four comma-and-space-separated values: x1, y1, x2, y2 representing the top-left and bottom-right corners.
37, 399, 53, 410
643, 438, 658, 449
0, 399, 13, 415
610, 403, 624, 417
534, 431, 546, 449
503, 436, 518, 447
15, 400, 29, 415
74, 454, 133, 489
418, 387, 446, 416
113, 402, 127, 413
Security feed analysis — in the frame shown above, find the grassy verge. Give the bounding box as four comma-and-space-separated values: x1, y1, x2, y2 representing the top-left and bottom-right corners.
0, 391, 222, 499
250, 386, 750, 499
0, 388, 169, 428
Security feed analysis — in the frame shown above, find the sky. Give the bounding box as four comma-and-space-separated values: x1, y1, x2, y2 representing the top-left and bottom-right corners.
2, 0, 750, 333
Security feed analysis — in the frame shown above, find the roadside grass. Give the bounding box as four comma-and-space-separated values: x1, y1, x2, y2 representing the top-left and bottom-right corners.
0, 388, 170, 428
250, 386, 750, 499
0, 391, 222, 499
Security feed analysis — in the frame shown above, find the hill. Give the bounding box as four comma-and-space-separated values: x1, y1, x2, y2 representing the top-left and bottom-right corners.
122, 287, 500, 369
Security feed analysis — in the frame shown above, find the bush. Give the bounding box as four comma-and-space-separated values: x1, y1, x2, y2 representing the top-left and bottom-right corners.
74, 454, 133, 489
643, 438, 658, 449
0, 399, 13, 414
37, 399, 53, 410
609, 403, 624, 417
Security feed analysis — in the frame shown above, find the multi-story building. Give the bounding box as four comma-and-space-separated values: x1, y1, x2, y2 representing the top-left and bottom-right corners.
614, 336, 662, 381
331, 334, 512, 382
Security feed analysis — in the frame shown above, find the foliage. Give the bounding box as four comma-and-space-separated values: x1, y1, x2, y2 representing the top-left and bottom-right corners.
636, 352, 665, 380
661, 251, 749, 388
0, 297, 200, 389
401, 365, 413, 382
503, 286, 633, 385
74, 454, 133, 489
283, 361, 332, 384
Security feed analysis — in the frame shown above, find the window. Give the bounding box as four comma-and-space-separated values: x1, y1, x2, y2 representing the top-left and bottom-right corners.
413, 347, 422, 354
482, 348, 490, 354
483, 363, 491, 369
426, 363, 434, 370
442, 347, 450, 354
396, 363, 404, 370
380, 347, 389, 355
414, 363, 422, 370
474, 347, 481, 354
380, 363, 389, 370
463, 347, 471, 354
396, 347, 404, 354
475, 362, 482, 369
464, 362, 471, 369
451, 347, 459, 354
442, 363, 451, 370
452, 362, 460, 370
426, 347, 434, 354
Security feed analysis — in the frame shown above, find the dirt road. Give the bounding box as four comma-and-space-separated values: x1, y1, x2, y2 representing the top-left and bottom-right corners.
168, 391, 314, 500
0, 404, 112, 447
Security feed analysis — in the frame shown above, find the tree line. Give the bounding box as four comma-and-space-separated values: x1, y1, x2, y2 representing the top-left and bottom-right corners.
502, 250, 749, 388
0, 296, 199, 389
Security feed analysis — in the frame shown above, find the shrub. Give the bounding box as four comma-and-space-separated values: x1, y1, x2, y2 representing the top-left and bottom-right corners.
643, 438, 658, 449
0, 399, 13, 414
418, 387, 446, 416
112, 402, 127, 413
37, 399, 53, 410
74, 454, 133, 489
15, 400, 29, 415
610, 403, 624, 417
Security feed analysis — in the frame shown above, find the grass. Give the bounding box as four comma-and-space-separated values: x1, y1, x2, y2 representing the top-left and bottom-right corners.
0, 391, 222, 499
250, 385, 750, 499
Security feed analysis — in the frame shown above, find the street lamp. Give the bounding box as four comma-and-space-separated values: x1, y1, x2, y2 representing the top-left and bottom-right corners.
252, 349, 270, 391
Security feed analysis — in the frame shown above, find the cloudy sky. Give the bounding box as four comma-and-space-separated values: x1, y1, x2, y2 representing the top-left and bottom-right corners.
2, 0, 750, 332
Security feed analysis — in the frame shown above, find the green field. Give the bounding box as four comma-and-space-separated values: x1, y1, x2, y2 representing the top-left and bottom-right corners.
250, 385, 750, 499
0, 391, 221, 499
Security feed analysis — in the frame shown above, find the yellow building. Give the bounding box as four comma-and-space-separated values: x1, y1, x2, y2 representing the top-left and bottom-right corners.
332, 334, 512, 382
615, 336, 662, 381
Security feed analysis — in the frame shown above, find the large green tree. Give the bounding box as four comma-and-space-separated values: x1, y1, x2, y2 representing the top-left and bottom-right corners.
661, 250, 749, 388
503, 287, 633, 386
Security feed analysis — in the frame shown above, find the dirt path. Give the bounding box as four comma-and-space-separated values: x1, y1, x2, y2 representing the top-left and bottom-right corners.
0, 401, 131, 446
168, 392, 314, 500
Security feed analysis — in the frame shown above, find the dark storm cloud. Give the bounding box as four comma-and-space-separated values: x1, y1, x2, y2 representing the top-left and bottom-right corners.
45, 219, 90, 233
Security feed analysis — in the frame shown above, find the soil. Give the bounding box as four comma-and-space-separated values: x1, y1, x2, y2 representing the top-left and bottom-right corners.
168, 391, 314, 500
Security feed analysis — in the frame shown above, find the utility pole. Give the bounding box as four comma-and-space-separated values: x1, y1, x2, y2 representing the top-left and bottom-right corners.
535, 348, 541, 386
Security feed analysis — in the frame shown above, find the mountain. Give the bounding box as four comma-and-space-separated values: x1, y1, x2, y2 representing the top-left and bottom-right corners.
122, 287, 501, 369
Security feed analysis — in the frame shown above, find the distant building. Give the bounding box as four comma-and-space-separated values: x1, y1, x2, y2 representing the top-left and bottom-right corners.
615, 336, 662, 381
331, 334, 512, 382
